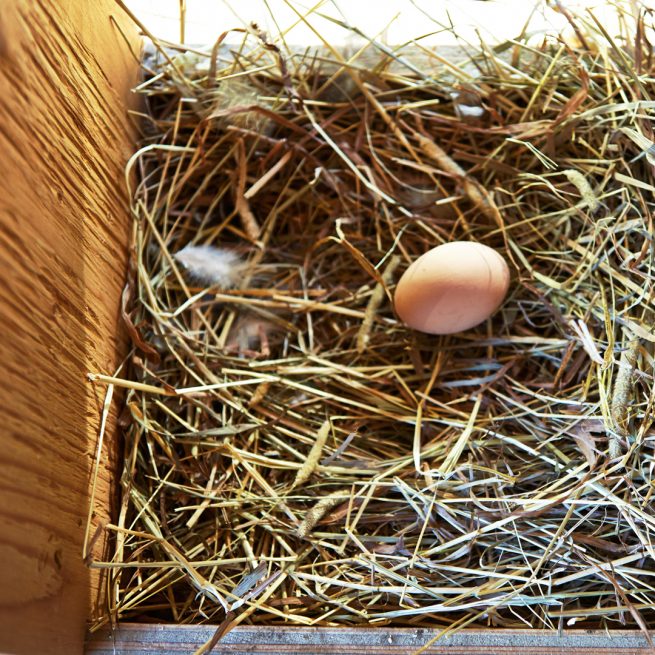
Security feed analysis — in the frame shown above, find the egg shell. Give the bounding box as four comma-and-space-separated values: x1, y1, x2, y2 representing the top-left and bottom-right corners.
394, 241, 510, 335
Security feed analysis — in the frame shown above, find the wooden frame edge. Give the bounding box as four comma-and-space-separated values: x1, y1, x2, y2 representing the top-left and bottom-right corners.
86, 624, 653, 654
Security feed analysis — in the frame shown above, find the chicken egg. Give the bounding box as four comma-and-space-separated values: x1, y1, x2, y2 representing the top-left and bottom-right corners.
394, 241, 510, 334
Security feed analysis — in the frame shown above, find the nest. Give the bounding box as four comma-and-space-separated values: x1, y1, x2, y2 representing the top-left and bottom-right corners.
89, 1, 655, 648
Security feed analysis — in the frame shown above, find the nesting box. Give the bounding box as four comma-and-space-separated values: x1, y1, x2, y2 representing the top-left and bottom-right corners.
0, 2, 653, 654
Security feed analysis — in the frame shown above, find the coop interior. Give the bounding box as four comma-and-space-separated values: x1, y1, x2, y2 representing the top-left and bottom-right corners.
83, 0, 655, 652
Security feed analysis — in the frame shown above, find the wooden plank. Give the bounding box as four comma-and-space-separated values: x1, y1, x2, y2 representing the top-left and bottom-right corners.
0, 1, 139, 653
87, 624, 652, 655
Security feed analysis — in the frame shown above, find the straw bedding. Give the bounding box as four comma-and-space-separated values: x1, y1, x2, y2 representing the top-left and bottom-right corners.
89, 1, 655, 643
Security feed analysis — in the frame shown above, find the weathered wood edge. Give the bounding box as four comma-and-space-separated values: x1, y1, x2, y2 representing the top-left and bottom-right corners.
86, 624, 653, 654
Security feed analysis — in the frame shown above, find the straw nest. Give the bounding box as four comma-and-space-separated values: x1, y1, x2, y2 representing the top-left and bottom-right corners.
89, 1, 655, 647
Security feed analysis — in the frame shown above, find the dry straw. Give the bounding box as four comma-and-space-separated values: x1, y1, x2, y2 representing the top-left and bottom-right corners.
89, 0, 655, 646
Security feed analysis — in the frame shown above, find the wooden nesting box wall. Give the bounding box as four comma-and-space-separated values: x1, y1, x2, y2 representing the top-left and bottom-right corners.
1, 3, 654, 655
0, 1, 139, 653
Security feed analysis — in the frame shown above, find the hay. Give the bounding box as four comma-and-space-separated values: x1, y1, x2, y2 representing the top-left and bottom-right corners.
89, 0, 655, 644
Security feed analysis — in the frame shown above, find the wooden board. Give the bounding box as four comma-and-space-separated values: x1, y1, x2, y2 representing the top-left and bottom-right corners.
87, 624, 653, 655
0, 1, 139, 653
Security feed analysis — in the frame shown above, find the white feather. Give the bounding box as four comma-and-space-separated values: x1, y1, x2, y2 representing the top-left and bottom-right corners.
173, 245, 243, 288
450, 92, 485, 118
456, 104, 485, 118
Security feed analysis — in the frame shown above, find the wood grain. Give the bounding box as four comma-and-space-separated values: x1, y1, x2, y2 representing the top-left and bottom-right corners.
0, 1, 139, 653
87, 624, 654, 655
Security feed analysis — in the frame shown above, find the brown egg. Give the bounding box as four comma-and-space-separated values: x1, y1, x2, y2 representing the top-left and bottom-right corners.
394, 241, 510, 334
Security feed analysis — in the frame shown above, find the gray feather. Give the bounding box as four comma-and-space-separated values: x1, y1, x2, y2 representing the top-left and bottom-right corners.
173, 245, 243, 288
